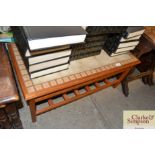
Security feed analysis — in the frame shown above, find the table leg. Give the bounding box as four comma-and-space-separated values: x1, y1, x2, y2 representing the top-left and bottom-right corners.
121, 67, 136, 97
0, 108, 12, 129
121, 78, 129, 97
142, 76, 148, 85
29, 100, 36, 122
5, 102, 23, 129
148, 73, 154, 85
142, 73, 154, 86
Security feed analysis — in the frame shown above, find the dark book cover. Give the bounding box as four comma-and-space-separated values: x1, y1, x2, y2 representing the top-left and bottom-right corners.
23, 26, 87, 51
71, 40, 105, 50
11, 26, 29, 54
71, 50, 101, 61
23, 26, 87, 40
12, 27, 72, 57
72, 46, 103, 54
85, 35, 108, 42
12, 26, 87, 52
103, 33, 140, 54
86, 26, 128, 35
71, 47, 102, 60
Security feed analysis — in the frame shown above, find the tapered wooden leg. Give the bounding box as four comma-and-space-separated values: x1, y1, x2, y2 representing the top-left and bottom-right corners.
122, 78, 129, 97
29, 100, 36, 122
142, 73, 154, 86
5, 102, 23, 129
142, 76, 148, 85
147, 73, 154, 86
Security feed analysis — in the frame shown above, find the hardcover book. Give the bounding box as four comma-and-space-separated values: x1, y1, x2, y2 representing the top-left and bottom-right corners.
30, 63, 69, 79
123, 26, 145, 39
71, 50, 101, 60
25, 45, 70, 57
12, 26, 87, 51
29, 56, 70, 73
120, 35, 141, 42
28, 50, 71, 65
85, 35, 108, 42
20, 26, 87, 51
71, 40, 105, 50
86, 26, 127, 35
103, 33, 141, 54
110, 51, 130, 57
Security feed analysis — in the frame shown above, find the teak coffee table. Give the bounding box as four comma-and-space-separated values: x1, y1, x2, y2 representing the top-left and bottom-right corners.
8, 43, 140, 122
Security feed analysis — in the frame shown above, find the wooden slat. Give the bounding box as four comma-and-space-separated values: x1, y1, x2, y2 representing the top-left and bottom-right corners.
85, 86, 91, 91
74, 90, 80, 96
36, 80, 118, 116
104, 79, 110, 84
35, 73, 121, 103
63, 94, 69, 100
95, 82, 100, 87
48, 99, 54, 106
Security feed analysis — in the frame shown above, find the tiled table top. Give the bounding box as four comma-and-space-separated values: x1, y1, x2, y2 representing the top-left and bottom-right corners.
9, 43, 139, 101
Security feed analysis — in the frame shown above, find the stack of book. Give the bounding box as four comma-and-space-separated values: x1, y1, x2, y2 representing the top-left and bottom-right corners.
71, 26, 109, 60
103, 26, 145, 56
70, 26, 129, 60
12, 26, 86, 78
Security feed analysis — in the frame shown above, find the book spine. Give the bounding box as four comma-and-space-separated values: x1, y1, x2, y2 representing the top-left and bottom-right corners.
11, 26, 29, 54
86, 26, 127, 35
103, 33, 124, 53
72, 41, 105, 50
71, 50, 102, 61
85, 35, 108, 42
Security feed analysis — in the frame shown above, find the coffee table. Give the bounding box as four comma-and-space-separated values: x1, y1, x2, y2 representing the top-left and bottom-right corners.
8, 43, 140, 122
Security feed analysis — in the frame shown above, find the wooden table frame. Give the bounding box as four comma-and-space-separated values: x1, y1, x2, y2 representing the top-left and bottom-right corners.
8, 44, 140, 122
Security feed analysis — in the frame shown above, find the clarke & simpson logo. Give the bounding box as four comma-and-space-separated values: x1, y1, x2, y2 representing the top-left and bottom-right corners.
123, 111, 155, 129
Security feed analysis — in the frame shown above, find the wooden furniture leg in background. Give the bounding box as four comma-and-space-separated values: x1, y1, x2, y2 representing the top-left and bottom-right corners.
122, 77, 129, 97
5, 102, 23, 129
0, 43, 23, 128
121, 28, 155, 97
0, 106, 12, 129
142, 72, 154, 86
121, 68, 136, 97
138, 51, 155, 86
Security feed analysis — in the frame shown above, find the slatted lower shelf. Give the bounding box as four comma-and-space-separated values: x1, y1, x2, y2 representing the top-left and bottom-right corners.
36, 78, 119, 115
